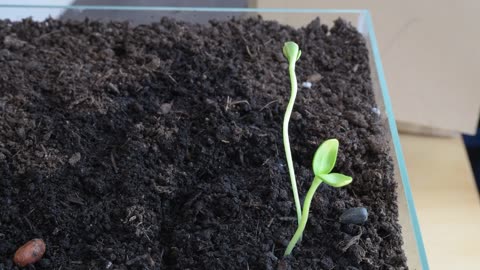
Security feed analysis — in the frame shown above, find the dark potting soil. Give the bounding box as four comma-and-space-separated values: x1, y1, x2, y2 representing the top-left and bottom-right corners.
0, 17, 407, 270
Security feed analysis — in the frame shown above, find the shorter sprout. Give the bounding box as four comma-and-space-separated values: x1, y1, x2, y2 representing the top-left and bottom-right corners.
284, 138, 352, 256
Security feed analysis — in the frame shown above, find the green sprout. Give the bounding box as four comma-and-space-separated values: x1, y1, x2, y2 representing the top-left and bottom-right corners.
281, 41, 353, 256
284, 139, 353, 256
282, 41, 303, 224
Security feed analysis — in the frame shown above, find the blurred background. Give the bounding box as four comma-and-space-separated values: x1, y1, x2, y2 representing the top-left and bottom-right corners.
1, 0, 479, 269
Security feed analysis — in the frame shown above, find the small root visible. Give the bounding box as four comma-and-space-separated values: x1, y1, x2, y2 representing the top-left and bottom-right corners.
260, 99, 279, 111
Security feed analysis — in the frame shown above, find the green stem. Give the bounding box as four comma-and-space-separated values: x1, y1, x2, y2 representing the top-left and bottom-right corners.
284, 176, 323, 256
283, 62, 302, 224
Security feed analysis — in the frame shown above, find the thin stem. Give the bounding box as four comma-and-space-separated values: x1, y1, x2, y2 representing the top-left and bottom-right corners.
284, 177, 323, 256
283, 62, 302, 224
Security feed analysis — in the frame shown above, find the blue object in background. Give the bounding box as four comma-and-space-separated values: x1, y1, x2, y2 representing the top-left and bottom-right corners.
463, 128, 480, 192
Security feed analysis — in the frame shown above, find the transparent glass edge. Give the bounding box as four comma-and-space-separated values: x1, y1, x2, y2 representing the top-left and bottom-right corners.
365, 11, 430, 270
0, 4, 366, 14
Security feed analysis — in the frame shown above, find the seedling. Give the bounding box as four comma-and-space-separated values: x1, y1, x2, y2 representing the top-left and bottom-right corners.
282, 41, 303, 223
281, 42, 353, 256
284, 139, 352, 256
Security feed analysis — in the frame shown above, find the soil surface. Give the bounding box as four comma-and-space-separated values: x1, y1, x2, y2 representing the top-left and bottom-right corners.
0, 17, 407, 270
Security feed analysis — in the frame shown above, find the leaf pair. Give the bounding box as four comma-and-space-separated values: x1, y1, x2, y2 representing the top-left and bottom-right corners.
312, 139, 352, 187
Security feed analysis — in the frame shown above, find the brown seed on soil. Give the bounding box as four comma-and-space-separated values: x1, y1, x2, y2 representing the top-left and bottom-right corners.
13, 238, 46, 267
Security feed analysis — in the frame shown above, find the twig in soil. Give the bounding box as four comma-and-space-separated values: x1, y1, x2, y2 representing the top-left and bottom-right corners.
40, 144, 48, 158
225, 96, 231, 111
107, 83, 120, 95
92, 69, 114, 87
69, 129, 82, 147
262, 158, 271, 166
183, 191, 203, 208
267, 217, 275, 228
110, 151, 118, 173
26, 208, 36, 216
230, 99, 251, 106
57, 70, 64, 80
151, 182, 175, 194
68, 95, 89, 109
278, 217, 297, 222
167, 74, 177, 84
66, 194, 85, 206
339, 228, 363, 252
225, 96, 250, 112
245, 45, 254, 58
0, 147, 12, 156
259, 99, 279, 111
23, 217, 35, 232
230, 100, 250, 106
126, 254, 150, 266
138, 225, 153, 242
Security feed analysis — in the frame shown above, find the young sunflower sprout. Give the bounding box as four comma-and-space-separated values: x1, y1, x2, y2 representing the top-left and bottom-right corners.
281, 42, 353, 256
282, 41, 303, 224
284, 138, 352, 256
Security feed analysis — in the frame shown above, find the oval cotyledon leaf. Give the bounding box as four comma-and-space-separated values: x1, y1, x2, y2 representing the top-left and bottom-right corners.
312, 138, 339, 175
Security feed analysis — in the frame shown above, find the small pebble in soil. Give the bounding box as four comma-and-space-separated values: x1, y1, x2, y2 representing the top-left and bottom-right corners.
371, 107, 381, 116
68, 152, 81, 166
291, 111, 302, 121
0, 48, 12, 60
319, 256, 335, 269
3, 35, 27, 49
339, 207, 368, 225
353, 64, 359, 72
13, 238, 46, 267
301, 81, 312, 89
277, 259, 290, 270
160, 103, 173, 114
307, 73, 323, 82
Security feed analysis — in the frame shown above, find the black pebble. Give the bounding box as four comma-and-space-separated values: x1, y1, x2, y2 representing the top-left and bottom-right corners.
339, 207, 368, 224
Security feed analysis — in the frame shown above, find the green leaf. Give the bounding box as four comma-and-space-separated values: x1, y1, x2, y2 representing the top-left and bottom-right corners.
312, 138, 339, 175
318, 173, 353, 188
282, 41, 301, 63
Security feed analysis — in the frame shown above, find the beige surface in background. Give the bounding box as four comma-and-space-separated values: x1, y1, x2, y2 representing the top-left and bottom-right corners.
252, 0, 480, 134
401, 134, 480, 270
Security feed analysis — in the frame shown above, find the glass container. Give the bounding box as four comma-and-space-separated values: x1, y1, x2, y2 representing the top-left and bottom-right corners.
0, 4, 429, 269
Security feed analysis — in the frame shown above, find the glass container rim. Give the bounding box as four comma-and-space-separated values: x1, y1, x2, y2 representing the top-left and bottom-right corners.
0, 5, 368, 14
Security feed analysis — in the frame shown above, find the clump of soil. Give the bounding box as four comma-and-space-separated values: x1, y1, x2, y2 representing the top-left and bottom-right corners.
0, 16, 407, 269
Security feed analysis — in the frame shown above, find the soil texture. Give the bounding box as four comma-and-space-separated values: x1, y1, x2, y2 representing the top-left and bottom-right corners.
0, 17, 407, 269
